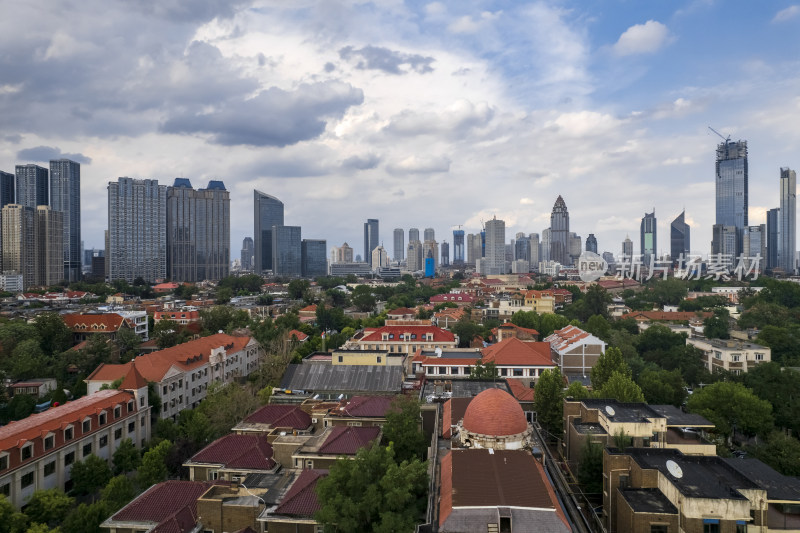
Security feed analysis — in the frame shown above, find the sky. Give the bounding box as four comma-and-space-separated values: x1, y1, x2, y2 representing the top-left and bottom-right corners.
2, 0, 800, 261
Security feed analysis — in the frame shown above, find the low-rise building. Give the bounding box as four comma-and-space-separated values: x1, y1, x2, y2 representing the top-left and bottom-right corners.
342, 324, 458, 356
323, 395, 394, 428
185, 434, 279, 482
545, 325, 606, 380
115, 310, 149, 340
258, 469, 327, 533
153, 309, 201, 325
8, 379, 57, 398
85, 333, 262, 419
0, 367, 150, 507
686, 337, 771, 374
274, 364, 405, 403
291, 426, 380, 470
232, 405, 314, 436
62, 312, 136, 344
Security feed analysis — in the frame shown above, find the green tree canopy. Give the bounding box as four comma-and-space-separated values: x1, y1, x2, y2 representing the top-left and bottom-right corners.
314, 444, 428, 533
287, 279, 311, 299
70, 455, 112, 497
534, 368, 564, 439
32, 312, 72, 356
687, 382, 774, 440
112, 438, 141, 475
596, 371, 645, 403
703, 310, 730, 339
0, 494, 28, 533
199, 306, 249, 335
638, 369, 686, 406
577, 440, 604, 495
60, 501, 109, 533
565, 380, 591, 400
101, 474, 137, 513
469, 359, 498, 380
749, 432, 800, 476
381, 396, 427, 463
743, 362, 800, 435
138, 440, 172, 489
24, 489, 74, 527
590, 347, 630, 391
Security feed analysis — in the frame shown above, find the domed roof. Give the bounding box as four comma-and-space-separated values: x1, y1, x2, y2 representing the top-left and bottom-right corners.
462, 389, 528, 437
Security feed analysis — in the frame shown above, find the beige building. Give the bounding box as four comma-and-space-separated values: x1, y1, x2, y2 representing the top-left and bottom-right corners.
330, 349, 405, 366
1, 204, 35, 289
545, 325, 606, 379
330, 242, 353, 264
34, 206, 64, 287
686, 337, 771, 374
343, 325, 458, 356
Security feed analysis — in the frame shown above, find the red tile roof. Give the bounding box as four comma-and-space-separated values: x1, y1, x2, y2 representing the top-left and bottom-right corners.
287, 329, 309, 341
621, 311, 713, 321
481, 337, 555, 367
274, 469, 327, 517
506, 378, 535, 402
86, 333, 252, 383
0, 389, 134, 451
495, 322, 540, 336
243, 405, 312, 430
545, 325, 604, 353
120, 365, 148, 391
189, 434, 276, 470
318, 426, 380, 455
63, 313, 126, 332
358, 325, 455, 343
387, 307, 416, 316
111, 480, 219, 532
332, 396, 393, 418
462, 389, 528, 437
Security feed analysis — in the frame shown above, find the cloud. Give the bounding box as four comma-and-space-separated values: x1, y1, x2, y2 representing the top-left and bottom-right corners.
4, 134, 22, 144
613, 20, 671, 56
384, 100, 494, 137
519, 197, 534, 205
160, 81, 364, 146
16, 145, 92, 164
773, 5, 800, 22
386, 155, 451, 175
342, 153, 381, 170
447, 11, 501, 34
338, 45, 434, 75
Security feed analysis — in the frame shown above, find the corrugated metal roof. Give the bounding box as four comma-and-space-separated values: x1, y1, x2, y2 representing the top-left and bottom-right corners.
279, 364, 404, 394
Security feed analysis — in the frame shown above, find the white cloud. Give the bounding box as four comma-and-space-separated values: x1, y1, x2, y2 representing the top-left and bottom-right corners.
613, 20, 671, 56
773, 5, 800, 22
447, 11, 501, 34
386, 155, 451, 175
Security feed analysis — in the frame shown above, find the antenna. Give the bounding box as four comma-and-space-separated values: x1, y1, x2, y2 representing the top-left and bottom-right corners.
666, 459, 683, 479
708, 126, 731, 143
605, 405, 616, 417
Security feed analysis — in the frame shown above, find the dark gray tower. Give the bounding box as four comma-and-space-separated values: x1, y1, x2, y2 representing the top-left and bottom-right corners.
15, 164, 48, 208
364, 218, 379, 260
670, 211, 690, 262
0, 171, 14, 208
254, 190, 284, 273
49, 159, 81, 282
585, 234, 598, 254
549, 196, 570, 265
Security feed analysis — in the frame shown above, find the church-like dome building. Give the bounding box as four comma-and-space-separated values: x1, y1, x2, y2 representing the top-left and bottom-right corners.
459, 388, 531, 450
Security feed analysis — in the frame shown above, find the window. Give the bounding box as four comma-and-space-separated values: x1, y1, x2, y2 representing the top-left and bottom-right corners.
756, 352, 765, 361
99, 436, 108, 448
163, 402, 168, 412
500, 368, 507, 376
128, 400, 135, 412
140, 396, 145, 407
451, 367, 459, 375
338, 356, 343, 363
703, 520, 720, 533
714, 351, 722, 360
411, 334, 416, 339
732, 354, 740, 362
64, 427, 73, 441
82, 420, 91, 433
0, 455, 7, 471
21, 445, 33, 461
377, 356, 382, 363
64, 452, 75, 466
44, 461, 56, 477
128, 422, 135, 434
21, 472, 34, 488
513, 369, 524, 376
650, 526, 668, 533
735, 523, 747, 533
99, 413, 107, 425
115, 428, 122, 440
619, 474, 630, 488
44, 435, 55, 451
114, 406, 122, 418
83, 443, 92, 457
438, 366, 446, 375
0, 483, 9, 497
162, 386, 168, 395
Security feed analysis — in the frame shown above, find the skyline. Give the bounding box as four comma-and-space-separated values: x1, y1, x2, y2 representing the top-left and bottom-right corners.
2, 1, 800, 258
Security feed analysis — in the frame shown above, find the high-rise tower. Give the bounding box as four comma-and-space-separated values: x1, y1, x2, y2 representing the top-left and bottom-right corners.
49, 159, 81, 282
779, 167, 796, 273
0, 171, 14, 208
393, 228, 404, 262
713, 139, 748, 255
550, 196, 570, 265
452, 230, 465, 265
364, 219, 379, 260
640, 211, 657, 265
767, 208, 780, 271
15, 164, 48, 208
241, 237, 254, 271
483, 217, 506, 275
670, 210, 690, 262
254, 190, 284, 274
586, 234, 598, 254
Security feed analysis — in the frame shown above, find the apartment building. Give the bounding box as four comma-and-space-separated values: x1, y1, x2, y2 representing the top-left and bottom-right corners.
686, 337, 771, 374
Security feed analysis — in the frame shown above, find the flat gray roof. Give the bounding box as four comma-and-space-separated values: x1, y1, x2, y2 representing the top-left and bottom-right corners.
280, 364, 404, 394
648, 405, 714, 427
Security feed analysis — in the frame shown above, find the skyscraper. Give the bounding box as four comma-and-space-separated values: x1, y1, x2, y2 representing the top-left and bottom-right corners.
482, 217, 505, 275
466, 234, 477, 266
586, 234, 598, 254
529, 233, 540, 266
541, 229, 551, 262
640, 211, 657, 264
670, 210, 690, 262
254, 191, 284, 274
49, 159, 81, 282
779, 167, 796, 273
515, 235, 530, 262
272, 225, 302, 277
1, 204, 35, 288
301, 239, 327, 278
743, 225, 766, 263
550, 196, 570, 265
371, 245, 388, 270
241, 237, 254, 271
15, 164, 48, 208
407, 239, 423, 272
409, 228, 420, 243
622, 236, 633, 257
441, 241, 450, 267
393, 228, 404, 262
363, 219, 379, 260
167, 179, 230, 282
569, 233, 582, 264
424, 228, 435, 242
767, 208, 780, 271
331, 242, 354, 264
35, 206, 64, 287
423, 240, 439, 272
714, 139, 748, 255
0, 171, 14, 208
711, 224, 737, 256
108, 178, 168, 283
452, 230, 464, 265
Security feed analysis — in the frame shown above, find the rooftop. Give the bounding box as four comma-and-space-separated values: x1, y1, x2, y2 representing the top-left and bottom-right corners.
188, 434, 276, 471
279, 364, 404, 394
462, 388, 528, 437
318, 426, 381, 455
620, 488, 678, 514
271, 469, 327, 518
107, 480, 219, 532
648, 404, 714, 428
723, 458, 800, 502
421, 379, 512, 400
329, 395, 394, 418
242, 405, 312, 430
579, 399, 661, 423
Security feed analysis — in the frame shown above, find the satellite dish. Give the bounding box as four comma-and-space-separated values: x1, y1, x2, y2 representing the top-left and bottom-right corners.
605, 405, 616, 417
435, 347, 443, 357
666, 460, 683, 479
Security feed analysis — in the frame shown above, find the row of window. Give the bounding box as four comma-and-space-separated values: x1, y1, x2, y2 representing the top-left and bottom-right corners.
424, 366, 539, 377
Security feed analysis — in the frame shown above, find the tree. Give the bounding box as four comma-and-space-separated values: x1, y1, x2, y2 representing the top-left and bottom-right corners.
585, 315, 611, 341
703, 310, 730, 339
24, 489, 74, 526
534, 368, 564, 439
112, 438, 141, 475
114, 328, 141, 360
591, 347, 630, 391
538, 313, 569, 337
137, 440, 172, 489
749, 432, 800, 476
597, 371, 645, 403
151, 319, 188, 349
199, 306, 249, 335
10, 339, 48, 380
687, 382, 774, 441
314, 444, 427, 533
584, 284, 611, 318
60, 502, 109, 533
215, 286, 233, 304
287, 279, 311, 299
196, 383, 260, 439
0, 495, 28, 533
469, 359, 498, 380
69, 455, 112, 497
7, 394, 36, 421
450, 320, 482, 348
565, 380, 591, 400
33, 313, 72, 356
744, 362, 800, 435
351, 287, 376, 313
510, 310, 539, 330
577, 440, 604, 495
101, 475, 137, 513
638, 369, 686, 406
382, 396, 427, 463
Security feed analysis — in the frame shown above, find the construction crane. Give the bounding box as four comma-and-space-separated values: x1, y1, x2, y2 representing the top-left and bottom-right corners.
708, 126, 731, 143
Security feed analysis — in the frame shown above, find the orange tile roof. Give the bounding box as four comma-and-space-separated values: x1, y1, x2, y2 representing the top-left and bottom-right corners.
621, 311, 713, 321
86, 334, 252, 383
481, 338, 554, 367
387, 307, 416, 316
63, 313, 126, 332
120, 365, 148, 390
287, 329, 309, 341
359, 325, 455, 343
0, 389, 134, 451
506, 378, 535, 402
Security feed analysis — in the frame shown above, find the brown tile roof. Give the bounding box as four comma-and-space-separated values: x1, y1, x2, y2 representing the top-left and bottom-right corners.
287, 329, 309, 341
331, 396, 394, 418
506, 378, 535, 402
442, 398, 472, 439
85, 334, 252, 383
387, 307, 416, 316
189, 434, 276, 470
110, 480, 219, 532
243, 405, 312, 430
120, 364, 148, 391
273, 469, 327, 517
0, 389, 134, 451
359, 325, 455, 343
481, 337, 554, 367
462, 389, 528, 436
63, 313, 126, 332
621, 311, 713, 321
318, 426, 380, 455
